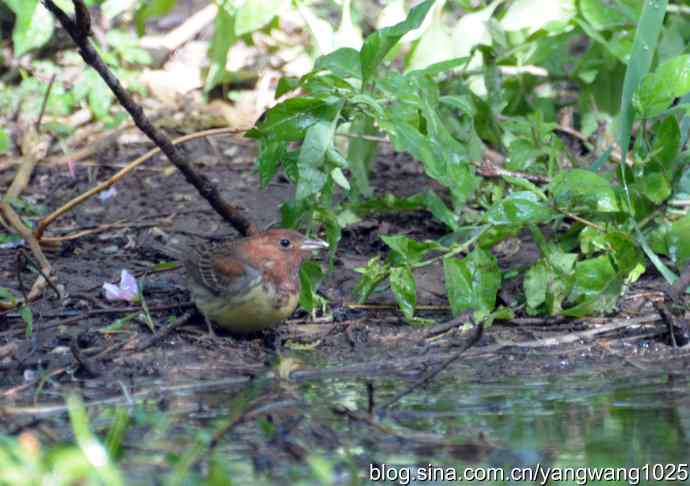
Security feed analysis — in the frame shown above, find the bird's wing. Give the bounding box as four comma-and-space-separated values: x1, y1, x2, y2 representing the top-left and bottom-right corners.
186, 242, 262, 296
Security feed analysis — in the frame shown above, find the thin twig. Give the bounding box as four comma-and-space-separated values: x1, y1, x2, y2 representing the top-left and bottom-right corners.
0, 202, 54, 309
344, 303, 450, 311
41, 0, 256, 237
35, 74, 57, 132
476, 159, 551, 184
135, 311, 194, 352
379, 322, 484, 411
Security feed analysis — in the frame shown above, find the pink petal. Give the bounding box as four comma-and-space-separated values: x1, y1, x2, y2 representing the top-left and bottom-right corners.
67, 159, 76, 178
103, 282, 126, 301
119, 270, 139, 300
103, 270, 139, 302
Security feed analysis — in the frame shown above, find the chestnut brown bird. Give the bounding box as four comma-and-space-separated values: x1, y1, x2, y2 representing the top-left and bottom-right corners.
180, 229, 328, 334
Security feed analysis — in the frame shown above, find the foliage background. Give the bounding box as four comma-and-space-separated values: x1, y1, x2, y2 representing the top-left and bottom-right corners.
2, 0, 690, 319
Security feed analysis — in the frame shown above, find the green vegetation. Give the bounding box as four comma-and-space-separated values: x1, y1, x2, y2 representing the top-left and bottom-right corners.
248, 0, 690, 322
4, 1, 690, 483
3, 0, 690, 323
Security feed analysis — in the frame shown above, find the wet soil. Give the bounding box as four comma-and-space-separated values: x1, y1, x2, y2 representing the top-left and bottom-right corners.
2, 129, 690, 421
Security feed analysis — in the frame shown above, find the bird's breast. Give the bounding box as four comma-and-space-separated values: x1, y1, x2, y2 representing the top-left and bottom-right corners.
192, 279, 299, 333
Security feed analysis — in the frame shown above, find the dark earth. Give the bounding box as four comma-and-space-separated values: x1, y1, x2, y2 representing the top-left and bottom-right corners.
2, 127, 690, 416
2, 1, 690, 481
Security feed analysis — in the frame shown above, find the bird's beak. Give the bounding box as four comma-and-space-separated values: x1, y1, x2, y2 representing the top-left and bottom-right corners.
300, 238, 329, 251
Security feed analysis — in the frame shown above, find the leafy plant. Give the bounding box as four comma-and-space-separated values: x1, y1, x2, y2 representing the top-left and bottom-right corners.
0, 0, 150, 133
3, 0, 690, 323
248, 0, 690, 322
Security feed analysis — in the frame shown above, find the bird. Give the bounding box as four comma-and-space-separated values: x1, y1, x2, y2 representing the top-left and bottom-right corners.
176, 229, 328, 334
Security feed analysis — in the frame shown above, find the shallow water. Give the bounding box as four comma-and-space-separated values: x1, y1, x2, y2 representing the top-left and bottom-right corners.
5, 364, 690, 485
156, 368, 690, 484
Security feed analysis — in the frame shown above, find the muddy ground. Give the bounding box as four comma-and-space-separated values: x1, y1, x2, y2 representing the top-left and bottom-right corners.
2, 126, 690, 425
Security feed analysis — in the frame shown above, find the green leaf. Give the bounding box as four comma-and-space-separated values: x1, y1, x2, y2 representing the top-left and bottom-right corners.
477, 224, 522, 249
66, 395, 125, 485
410, 57, 471, 78
487, 191, 557, 225
381, 235, 443, 265
19, 304, 33, 338
420, 191, 460, 231
204, 4, 236, 93
606, 231, 644, 275
301, 73, 356, 96
0, 287, 17, 305
346, 114, 377, 198
256, 140, 285, 187
235, 0, 287, 36
296, 126, 329, 199
387, 119, 479, 208
299, 260, 324, 311
135, 0, 178, 36
617, 0, 667, 154
449, 0, 498, 62
0, 129, 10, 153
615, 0, 674, 286
563, 256, 621, 317
564, 232, 643, 317
524, 261, 548, 312
524, 245, 577, 315
275, 76, 300, 98
439, 95, 476, 116
296, 102, 343, 200
580, 0, 630, 30
7, 196, 47, 216
652, 116, 681, 166
330, 167, 350, 190
326, 147, 349, 168
579, 226, 609, 255
349, 94, 385, 119
105, 407, 130, 459
319, 208, 342, 265
86, 71, 114, 120
664, 213, 690, 269
502, 175, 548, 200
247, 97, 337, 142
390, 266, 416, 319
360, 0, 434, 83
635, 54, 690, 118
637, 171, 671, 205
443, 249, 500, 317
550, 169, 622, 213
314, 47, 362, 79
279, 198, 311, 228
4, 0, 54, 56
349, 191, 459, 231
354, 257, 389, 303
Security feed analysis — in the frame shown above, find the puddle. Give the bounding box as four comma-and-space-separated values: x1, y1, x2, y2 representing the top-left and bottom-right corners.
3, 354, 690, 484
111, 368, 690, 484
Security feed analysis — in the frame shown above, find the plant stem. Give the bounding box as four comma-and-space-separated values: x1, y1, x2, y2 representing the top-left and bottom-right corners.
413, 226, 488, 268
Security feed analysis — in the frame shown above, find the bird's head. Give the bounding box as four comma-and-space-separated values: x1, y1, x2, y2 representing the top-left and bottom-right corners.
240, 228, 328, 277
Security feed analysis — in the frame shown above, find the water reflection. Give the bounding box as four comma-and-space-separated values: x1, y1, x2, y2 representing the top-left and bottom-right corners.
274, 370, 690, 484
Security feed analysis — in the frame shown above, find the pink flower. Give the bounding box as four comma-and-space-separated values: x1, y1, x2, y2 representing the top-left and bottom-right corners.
103, 269, 139, 303
67, 159, 76, 178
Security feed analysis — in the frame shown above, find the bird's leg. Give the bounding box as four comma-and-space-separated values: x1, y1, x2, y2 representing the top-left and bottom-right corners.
204, 316, 218, 339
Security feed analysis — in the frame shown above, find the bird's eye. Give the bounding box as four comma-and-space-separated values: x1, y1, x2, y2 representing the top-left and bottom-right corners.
280, 239, 291, 248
